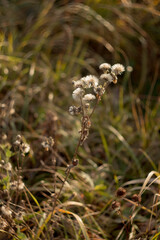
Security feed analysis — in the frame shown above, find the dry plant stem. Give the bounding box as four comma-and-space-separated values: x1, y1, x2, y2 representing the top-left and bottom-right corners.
118, 212, 130, 239
53, 157, 56, 193
51, 99, 85, 216
51, 148, 56, 193
148, 193, 159, 232
15, 150, 21, 204
123, 197, 156, 216
73, 97, 85, 158
51, 169, 71, 218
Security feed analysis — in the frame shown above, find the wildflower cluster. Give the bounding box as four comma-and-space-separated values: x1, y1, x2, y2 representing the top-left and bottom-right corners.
10, 178, 25, 191
100, 63, 125, 84
69, 63, 125, 145
14, 135, 30, 156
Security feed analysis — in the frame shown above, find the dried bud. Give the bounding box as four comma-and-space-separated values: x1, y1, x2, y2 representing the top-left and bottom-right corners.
69, 106, 82, 116
132, 194, 141, 203
41, 136, 54, 151
112, 201, 121, 210
10, 179, 25, 191
116, 187, 126, 198
20, 143, 30, 156
1, 206, 12, 217
14, 135, 30, 156
83, 116, 91, 129
14, 135, 22, 146
72, 158, 79, 166
94, 85, 105, 96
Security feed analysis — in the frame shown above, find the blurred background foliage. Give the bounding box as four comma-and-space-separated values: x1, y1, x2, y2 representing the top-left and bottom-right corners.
0, 0, 160, 239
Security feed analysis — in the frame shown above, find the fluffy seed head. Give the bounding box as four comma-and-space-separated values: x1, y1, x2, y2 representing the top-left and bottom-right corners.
72, 80, 83, 88
81, 75, 99, 88
72, 88, 84, 102
82, 94, 96, 102
4, 162, 12, 171
1, 206, 12, 217
21, 143, 30, 156
111, 64, 125, 75
100, 73, 113, 82
14, 135, 22, 146
99, 63, 111, 72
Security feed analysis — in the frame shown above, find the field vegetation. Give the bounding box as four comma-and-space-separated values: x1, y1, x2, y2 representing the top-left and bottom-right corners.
0, 0, 160, 239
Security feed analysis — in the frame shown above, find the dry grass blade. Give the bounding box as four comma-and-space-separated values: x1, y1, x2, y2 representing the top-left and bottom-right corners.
139, 171, 160, 196
139, 149, 157, 171
148, 193, 160, 233
58, 201, 87, 209
58, 209, 90, 240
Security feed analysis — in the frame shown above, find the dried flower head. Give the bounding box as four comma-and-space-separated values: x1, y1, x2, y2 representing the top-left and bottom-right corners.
116, 187, 126, 198
81, 75, 99, 88
132, 194, 141, 203
10, 179, 25, 191
4, 162, 12, 171
100, 73, 113, 82
72, 88, 85, 102
20, 143, 30, 156
0, 161, 12, 171
69, 106, 82, 116
111, 64, 125, 75
14, 135, 22, 147
41, 136, 54, 151
72, 80, 83, 89
1, 206, 12, 217
16, 211, 25, 221
99, 63, 111, 72
14, 135, 30, 156
100, 72, 118, 84
72, 158, 79, 166
82, 94, 96, 102
94, 85, 105, 96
